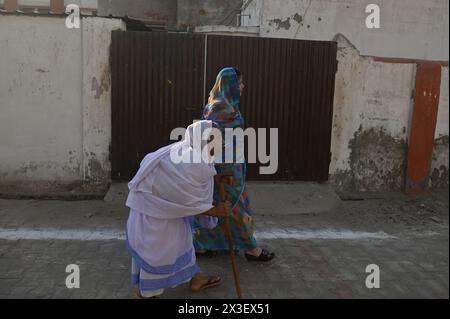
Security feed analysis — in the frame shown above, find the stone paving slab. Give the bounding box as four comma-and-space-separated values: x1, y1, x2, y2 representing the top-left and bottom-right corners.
0, 234, 448, 299
0, 187, 448, 299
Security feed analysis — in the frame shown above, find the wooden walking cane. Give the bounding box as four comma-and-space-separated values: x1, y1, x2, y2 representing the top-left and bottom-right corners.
218, 176, 243, 299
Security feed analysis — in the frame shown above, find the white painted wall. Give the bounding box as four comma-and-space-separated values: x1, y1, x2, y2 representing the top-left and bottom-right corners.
240, 0, 262, 26
243, 0, 449, 61
429, 66, 449, 188
1, 4, 447, 190
436, 67, 449, 139
64, 0, 98, 9
0, 15, 83, 181
0, 15, 124, 184
15, 1, 98, 9
241, 0, 448, 190
329, 46, 415, 175
82, 17, 125, 183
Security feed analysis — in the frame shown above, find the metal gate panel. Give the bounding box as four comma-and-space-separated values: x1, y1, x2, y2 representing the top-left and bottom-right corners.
205, 35, 337, 180
111, 31, 337, 181
111, 31, 205, 180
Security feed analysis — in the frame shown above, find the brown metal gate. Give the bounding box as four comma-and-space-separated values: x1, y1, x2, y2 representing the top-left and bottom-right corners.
111, 31, 337, 181
111, 31, 205, 180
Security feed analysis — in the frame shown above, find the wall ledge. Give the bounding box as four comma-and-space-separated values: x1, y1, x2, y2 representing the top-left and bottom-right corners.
195, 25, 260, 36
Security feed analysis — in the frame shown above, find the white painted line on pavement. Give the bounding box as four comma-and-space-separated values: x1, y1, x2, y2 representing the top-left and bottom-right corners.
254, 229, 396, 240
0, 228, 126, 241
0, 227, 395, 241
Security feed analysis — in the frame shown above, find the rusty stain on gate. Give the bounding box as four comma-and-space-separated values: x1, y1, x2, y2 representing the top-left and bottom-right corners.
111, 31, 337, 181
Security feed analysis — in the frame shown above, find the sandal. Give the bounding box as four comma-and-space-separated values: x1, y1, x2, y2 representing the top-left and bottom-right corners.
244, 248, 275, 262
190, 275, 221, 292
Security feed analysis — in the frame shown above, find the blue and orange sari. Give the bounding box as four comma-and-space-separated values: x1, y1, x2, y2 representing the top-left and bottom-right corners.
192, 67, 258, 251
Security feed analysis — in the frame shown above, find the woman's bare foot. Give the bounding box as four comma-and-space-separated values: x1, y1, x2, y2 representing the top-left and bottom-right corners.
190, 274, 221, 292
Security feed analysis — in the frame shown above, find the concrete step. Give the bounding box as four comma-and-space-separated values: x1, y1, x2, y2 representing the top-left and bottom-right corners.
246, 181, 341, 215
105, 181, 341, 215
0, 181, 108, 200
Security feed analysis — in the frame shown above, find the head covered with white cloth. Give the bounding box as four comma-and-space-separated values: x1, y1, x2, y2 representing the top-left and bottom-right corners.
126, 120, 218, 220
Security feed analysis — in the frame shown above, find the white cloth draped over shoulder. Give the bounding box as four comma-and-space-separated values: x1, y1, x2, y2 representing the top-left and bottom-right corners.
126, 120, 217, 219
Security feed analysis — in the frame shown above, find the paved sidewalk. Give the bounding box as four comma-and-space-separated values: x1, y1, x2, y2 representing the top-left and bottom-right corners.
0, 185, 448, 299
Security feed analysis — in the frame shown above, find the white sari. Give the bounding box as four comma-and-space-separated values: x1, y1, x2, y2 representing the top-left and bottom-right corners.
125, 120, 217, 297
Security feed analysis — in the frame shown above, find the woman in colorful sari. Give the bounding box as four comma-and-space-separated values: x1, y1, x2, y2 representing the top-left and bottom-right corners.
125, 120, 231, 298
193, 67, 275, 262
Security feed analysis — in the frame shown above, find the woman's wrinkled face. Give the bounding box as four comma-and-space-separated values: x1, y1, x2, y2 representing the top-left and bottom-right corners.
238, 76, 245, 96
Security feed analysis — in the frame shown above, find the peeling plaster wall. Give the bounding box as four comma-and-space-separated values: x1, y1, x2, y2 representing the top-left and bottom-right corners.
0, 16, 83, 182
329, 46, 415, 191
177, 0, 243, 27
244, 0, 449, 61
240, 0, 262, 26
429, 67, 449, 188
242, 0, 449, 190
98, 0, 177, 25
98, 0, 242, 27
82, 17, 125, 184
0, 15, 125, 187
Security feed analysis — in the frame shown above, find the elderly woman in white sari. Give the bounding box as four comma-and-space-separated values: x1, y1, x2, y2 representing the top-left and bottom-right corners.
125, 120, 229, 298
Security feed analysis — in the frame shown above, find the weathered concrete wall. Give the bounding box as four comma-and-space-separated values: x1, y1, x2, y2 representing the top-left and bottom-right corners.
82, 17, 125, 184
97, 0, 242, 27
241, 0, 449, 191
239, 0, 262, 26
0, 15, 125, 189
243, 0, 449, 61
430, 67, 449, 188
329, 44, 415, 191
0, 16, 83, 182
98, 0, 177, 25
64, 0, 98, 11
177, 0, 242, 27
